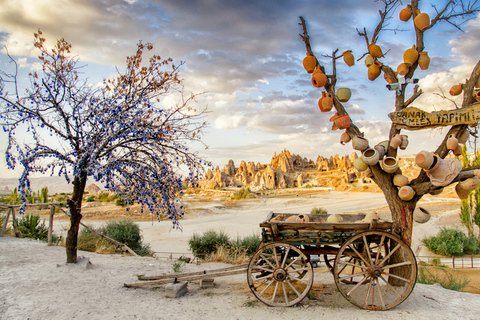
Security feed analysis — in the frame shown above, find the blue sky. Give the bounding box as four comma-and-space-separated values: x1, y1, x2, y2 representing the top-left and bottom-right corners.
0, 0, 479, 179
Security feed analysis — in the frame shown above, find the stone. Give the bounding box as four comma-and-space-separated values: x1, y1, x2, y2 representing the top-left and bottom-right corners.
165, 281, 188, 298
200, 278, 215, 288
76, 256, 93, 269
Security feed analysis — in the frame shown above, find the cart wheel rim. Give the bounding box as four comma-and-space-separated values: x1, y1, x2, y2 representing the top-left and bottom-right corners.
333, 230, 417, 311
247, 242, 313, 307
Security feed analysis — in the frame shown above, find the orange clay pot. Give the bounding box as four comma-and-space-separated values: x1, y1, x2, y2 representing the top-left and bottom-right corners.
449, 83, 463, 96
414, 10, 430, 31
397, 63, 409, 76
343, 50, 355, 67
399, 5, 412, 22
303, 52, 316, 73
322, 92, 334, 112
403, 45, 418, 66
368, 43, 383, 58
311, 66, 327, 88
368, 62, 382, 81
418, 52, 430, 70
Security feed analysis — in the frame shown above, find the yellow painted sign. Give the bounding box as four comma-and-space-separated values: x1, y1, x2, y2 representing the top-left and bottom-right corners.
388, 103, 480, 130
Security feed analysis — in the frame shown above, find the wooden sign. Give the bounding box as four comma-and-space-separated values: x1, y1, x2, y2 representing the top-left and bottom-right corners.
388, 103, 480, 130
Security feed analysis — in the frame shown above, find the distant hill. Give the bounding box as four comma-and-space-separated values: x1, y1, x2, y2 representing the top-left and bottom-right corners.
0, 176, 103, 195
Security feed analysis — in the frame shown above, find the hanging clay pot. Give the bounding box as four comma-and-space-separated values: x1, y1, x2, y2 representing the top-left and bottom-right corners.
455, 183, 470, 200
449, 83, 463, 96
458, 130, 470, 144
318, 91, 327, 112
413, 207, 431, 223
374, 144, 386, 160
335, 114, 351, 130
459, 176, 480, 191
399, 135, 409, 150
364, 55, 374, 68
382, 156, 399, 173
362, 148, 379, 166
368, 62, 382, 81
393, 174, 409, 187
352, 136, 369, 151
353, 157, 368, 171
363, 212, 379, 223
398, 186, 415, 201
322, 92, 334, 111
390, 134, 403, 149
340, 130, 351, 145
415, 150, 434, 169
425, 154, 462, 187
378, 140, 389, 151
368, 43, 383, 58
336, 87, 352, 102
399, 4, 412, 22
343, 50, 355, 67
447, 134, 459, 151
474, 90, 480, 102
303, 52, 316, 73
404, 45, 419, 66
312, 66, 327, 88
474, 169, 480, 179
418, 52, 430, 70
414, 10, 430, 31
397, 63, 409, 76
453, 144, 463, 156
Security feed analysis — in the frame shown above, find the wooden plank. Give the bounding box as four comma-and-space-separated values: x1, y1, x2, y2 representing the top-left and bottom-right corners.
48, 205, 55, 246
124, 268, 248, 288
259, 221, 393, 231
388, 103, 480, 130
137, 263, 248, 281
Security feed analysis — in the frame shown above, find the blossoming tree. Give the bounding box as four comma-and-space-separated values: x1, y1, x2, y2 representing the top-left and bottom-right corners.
0, 31, 208, 263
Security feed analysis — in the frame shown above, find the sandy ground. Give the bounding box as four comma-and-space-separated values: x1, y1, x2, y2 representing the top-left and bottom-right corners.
2, 191, 478, 320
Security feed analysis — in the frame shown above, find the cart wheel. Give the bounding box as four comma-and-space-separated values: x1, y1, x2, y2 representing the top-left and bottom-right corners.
247, 242, 313, 307
324, 244, 362, 277
333, 230, 417, 311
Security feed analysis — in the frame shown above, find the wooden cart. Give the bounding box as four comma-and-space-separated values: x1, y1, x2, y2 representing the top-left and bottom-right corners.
247, 212, 417, 311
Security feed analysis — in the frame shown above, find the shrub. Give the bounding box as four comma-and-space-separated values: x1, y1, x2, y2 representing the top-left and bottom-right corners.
230, 234, 261, 255
422, 227, 479, 256
417, 267, 470, 291
17, 214, 49, 241
77, 227, 116, 254
189, 229, 230, 259
231, 187, 256, 200
310, 207, 328, 215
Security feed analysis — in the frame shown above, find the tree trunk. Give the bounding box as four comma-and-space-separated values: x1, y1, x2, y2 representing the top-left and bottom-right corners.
65, 174, 87, 263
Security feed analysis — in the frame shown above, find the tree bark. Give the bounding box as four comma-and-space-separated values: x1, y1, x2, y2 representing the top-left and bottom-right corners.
65, 174, 87, 263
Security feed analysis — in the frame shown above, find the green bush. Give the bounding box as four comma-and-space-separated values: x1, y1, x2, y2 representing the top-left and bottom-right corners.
85, 195, 96, 202
189, 230, 261, 259
422, 227, 479, 256
231, 187, 256, 200
310, 207, 328, 215
17, 214, 49, 241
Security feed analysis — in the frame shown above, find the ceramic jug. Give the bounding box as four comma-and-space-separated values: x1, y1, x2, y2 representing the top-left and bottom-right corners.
335, 114, 351, 129
353, 157, 368, 171
382, 156, 399, 173
303, 52, 316, 73
343, 50, 355, 67
362, 148, 379, 166
413, 207, 431, 223
403, 45, 419, 66
418, 52, 430, 70
397, 63, 409, 76
399, 5, 412, 22
340, 131, 351, 145
390, 134, 403, 149
414, 11, 430, 31
415, 150, 434, 169
455, 183, 470, 200
368, 43, 383, 58
398, 186, 415, 201
425, 155, 462, 187
352, 136, 369, 151
393, 174, 409, 187
322, 92, 334, 111
447, 134, 459, 151
459, 176, 480, 191
311, 66, 327, 88
364, 55, 374, 67
368, 62, 381, 81
336, 87, 351, 102
449, 83, 463, 96
400, 135, 409, 150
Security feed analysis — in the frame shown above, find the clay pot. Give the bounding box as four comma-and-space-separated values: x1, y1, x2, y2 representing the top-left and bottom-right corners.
318, 92, 327, 112
413, 207, 431, 223
362, 148, 379, 166
447, 134, 459, 151
393, 174, 409, 187
390, 134, 403, 149
418, 52, 430, 70
455, 183, 470, 200
303, 52, 316, 73
378, 140, 389, 151
414, 11, 430, 31
368, 43, 383, 58
382, 156, 399, 173
415, 150, 434, 169
449, 83, 463, 96
327, 214, 343, 223
364, 55, 374, 67
335, 114, 351, 129
363, 212, 379, 223
459, 176, 480, 191
336, 87, 351, 102
400, 135, 409, 150
458, 130, 470, 144
368, 62, 382, 81
340, 131, 351, 145
474, 169, 480, 179
399, 5, 412, 22
312, 67, 327, 88
374, 144, 386, 160
353, 157, 368, 171
343, 50, 355, 67
397, 63, 409, 76
425, 155, 462, 187
352, 136, 369, 151
398, 186, 415, 201
453, 144, 463, 156
322, 92, 334, 111
404, 45, 419, 66
474, 91, 480, 102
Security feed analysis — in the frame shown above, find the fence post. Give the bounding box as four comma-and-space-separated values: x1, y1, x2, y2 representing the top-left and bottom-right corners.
1, 207, 12, 237
48, 205, 55, 246
11, 207, 20, 238
452, 256, 455, 269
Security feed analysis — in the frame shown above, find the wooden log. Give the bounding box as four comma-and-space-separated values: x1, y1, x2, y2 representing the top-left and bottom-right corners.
137, 263, 248, 280
11, 207, 20, 238
1, 207, 12, 237
48, 205, 55, 246
124, 268, 248, 288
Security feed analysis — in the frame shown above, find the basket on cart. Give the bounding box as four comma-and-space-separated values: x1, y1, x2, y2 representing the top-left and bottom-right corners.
247, 212, 417, 311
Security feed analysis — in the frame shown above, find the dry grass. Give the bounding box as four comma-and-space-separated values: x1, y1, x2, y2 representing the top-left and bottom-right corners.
204, 245, 251, 265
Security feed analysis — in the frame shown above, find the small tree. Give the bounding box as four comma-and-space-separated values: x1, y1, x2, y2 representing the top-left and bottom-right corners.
0, 31, 208, 263
40, 187, 48, 203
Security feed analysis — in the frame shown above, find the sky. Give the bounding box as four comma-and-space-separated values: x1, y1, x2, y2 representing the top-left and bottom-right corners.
0, 0, 479, 179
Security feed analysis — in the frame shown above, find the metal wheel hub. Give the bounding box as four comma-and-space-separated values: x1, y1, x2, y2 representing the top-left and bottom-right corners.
367, 264, 383, 278
273, 268, 287, 281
